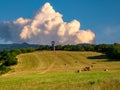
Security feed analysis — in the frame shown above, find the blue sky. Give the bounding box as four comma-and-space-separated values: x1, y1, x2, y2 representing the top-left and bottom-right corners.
0, 0, 120, 44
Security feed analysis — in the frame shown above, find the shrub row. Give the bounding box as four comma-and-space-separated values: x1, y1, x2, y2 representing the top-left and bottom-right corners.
37, 43, 120, 59
0, 48, 36, 75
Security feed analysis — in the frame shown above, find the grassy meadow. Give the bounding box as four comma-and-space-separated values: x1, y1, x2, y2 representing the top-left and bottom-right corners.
0, 51, 120, 90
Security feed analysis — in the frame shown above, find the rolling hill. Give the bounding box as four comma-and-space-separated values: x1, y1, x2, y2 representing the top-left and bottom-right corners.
0, 51, 120, 90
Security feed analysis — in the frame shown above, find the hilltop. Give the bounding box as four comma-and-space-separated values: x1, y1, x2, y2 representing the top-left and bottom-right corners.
12, 51, 120, 73
0, 51, 120, 90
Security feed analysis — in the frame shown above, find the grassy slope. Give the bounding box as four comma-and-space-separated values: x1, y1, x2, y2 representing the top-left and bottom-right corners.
0, 51, 120, 90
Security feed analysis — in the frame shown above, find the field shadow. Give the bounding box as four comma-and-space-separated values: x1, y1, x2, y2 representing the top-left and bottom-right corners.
87, 54, 120, 62
87, 54, 108, 59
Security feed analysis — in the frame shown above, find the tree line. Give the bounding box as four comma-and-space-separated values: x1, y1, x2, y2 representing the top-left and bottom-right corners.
0, 48, 36, 74
37, 43, 120, 60
62, 43, 120, 60
0, 43, 120, 75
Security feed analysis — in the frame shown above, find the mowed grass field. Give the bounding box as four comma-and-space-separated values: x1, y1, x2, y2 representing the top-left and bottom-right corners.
0, 51, 120, 90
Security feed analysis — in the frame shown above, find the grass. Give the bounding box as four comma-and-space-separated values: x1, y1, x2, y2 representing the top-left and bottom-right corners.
0, 51, 120, 90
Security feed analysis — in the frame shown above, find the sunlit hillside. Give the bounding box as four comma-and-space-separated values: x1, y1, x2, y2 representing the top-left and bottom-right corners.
0, 51, 120, 90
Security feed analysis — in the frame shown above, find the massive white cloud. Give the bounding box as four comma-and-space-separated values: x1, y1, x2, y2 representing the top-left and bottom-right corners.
0, 2, 95, 45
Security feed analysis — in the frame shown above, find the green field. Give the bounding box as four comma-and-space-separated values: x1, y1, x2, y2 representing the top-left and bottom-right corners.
0, 51, 120, 90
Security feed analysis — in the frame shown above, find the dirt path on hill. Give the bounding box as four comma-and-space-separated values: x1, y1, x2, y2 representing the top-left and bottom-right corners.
2, 51, 58, 76
41, 51, 57, 74
41, 60, 56, 74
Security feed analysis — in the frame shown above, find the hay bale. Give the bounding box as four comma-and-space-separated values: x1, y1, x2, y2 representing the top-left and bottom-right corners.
76, 69, 81, 73
104, 69, 108, 71
83, 66, 91, 71
75, 61, 78, 63
90, 65, 94, 68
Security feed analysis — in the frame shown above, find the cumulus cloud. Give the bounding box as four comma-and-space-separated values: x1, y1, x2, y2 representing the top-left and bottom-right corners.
0, 2, 95, 45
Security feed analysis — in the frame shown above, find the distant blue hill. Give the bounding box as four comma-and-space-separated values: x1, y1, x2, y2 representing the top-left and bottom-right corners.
0, 43, 40, 50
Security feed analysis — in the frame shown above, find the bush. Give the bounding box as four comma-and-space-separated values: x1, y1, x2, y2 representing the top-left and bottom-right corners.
0, 50, 18, 66
106, 45, 120, 59
0, 65, 11, 75
3, 57, 18, 66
